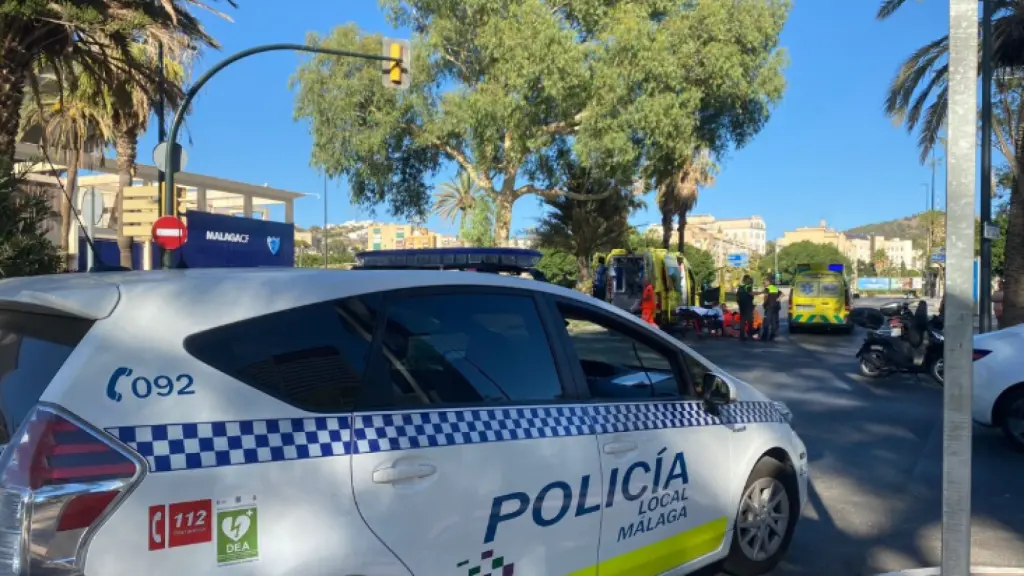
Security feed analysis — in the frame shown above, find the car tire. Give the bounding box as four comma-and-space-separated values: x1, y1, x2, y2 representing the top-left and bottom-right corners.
722, 456, 800, 576
997, 388, 1024, 452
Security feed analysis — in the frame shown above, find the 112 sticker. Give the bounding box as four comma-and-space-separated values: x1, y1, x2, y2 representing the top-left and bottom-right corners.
149, 499, 212, 550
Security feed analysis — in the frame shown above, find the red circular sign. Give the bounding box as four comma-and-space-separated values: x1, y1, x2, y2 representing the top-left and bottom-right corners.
151, 216, 188, 250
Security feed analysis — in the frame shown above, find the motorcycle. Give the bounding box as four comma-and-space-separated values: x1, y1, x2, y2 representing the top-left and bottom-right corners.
856, 301, 945, 384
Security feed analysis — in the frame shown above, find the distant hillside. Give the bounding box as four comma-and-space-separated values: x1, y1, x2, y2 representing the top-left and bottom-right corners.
845, 212, 938, 248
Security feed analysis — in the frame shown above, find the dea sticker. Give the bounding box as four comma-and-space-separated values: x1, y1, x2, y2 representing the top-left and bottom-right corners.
216, 496, 258, 565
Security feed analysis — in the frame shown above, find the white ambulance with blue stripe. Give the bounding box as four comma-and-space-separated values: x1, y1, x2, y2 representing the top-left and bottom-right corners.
0, 250, 807, 576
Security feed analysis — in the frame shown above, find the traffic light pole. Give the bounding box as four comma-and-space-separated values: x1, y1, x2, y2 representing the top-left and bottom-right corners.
162, 43, 402, 269
944, 0, 978, 574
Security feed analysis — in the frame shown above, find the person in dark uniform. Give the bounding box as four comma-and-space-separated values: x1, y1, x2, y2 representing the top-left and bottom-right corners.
761, 277, 781, 341
592, 256, 608, 300
736, 275, 755, 341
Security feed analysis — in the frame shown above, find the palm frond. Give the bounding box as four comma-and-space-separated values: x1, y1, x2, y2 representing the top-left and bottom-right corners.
876, 0, 912, 21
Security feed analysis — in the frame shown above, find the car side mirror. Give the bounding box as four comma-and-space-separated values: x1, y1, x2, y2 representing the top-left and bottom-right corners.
701, 372, 735, 413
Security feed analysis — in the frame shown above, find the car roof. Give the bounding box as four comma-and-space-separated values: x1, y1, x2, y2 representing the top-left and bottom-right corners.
0, 268, 627, 328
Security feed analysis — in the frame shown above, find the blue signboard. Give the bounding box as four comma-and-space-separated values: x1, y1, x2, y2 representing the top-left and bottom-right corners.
726, 253, 748, 268
178, 211, 294, 268
856, 277, 891, 291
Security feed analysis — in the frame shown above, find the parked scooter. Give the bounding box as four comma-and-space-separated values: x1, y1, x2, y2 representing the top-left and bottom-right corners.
856, 301, 945, 384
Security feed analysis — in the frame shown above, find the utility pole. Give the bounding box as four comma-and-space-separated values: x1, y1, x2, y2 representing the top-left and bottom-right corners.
944, 1, 978, 575
323, 174, 329, 269
979, 0, 994, 333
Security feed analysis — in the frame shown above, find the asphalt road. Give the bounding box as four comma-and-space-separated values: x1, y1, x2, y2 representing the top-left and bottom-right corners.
680, 321, 1024, 575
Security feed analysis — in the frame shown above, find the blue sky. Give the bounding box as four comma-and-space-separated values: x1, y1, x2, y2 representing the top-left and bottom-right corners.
137, 0, 955, 241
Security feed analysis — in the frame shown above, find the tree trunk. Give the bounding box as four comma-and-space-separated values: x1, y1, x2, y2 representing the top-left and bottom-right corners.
492, 194, 516, 245
659, 206, 673, 250
1001, 169, 1024, 327
0, 50, 30, 167
676, 210, 688, 253
575, 255, 592, 293
114, 130, 138, 269
61, 145, 83, 270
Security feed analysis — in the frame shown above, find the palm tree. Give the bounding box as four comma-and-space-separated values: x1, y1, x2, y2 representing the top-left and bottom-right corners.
433, 171, 478, 237
99, 42, 186, 268
878, 1, 1024, 326
656, 150, 717, 251
18, 68, 112, 267
0, 0, 230, 166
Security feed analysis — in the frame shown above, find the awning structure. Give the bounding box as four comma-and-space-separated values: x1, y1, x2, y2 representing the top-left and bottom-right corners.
14, 141, 308, 225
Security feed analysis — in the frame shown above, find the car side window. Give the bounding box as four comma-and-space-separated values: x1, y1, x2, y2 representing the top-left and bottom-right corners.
556, 303, 688, 400
679, 348, 714, 397
185, 295, 381, 412
377, 292, 564, 407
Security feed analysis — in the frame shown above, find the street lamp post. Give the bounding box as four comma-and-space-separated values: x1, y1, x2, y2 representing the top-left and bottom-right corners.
945, 1, 978, 574
162, 43, 402, 269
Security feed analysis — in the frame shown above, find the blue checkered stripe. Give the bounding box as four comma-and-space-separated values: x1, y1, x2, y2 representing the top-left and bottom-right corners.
585, 401, 784, 434
351, 406, 590, 454
106, 416, 350, 473
106, 401, 783, 473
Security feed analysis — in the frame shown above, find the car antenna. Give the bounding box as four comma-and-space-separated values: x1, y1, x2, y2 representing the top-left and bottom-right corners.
39, 146, 130, 273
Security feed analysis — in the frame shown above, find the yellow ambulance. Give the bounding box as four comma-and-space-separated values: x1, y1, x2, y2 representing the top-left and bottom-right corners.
788, 263, 854, 334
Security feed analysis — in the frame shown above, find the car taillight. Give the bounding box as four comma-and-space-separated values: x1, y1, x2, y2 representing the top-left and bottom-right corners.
0, 404, 142, 575
972, 349, 991, 361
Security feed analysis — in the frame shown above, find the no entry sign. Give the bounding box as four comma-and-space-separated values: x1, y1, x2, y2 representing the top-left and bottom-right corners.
151, 216, 188, 250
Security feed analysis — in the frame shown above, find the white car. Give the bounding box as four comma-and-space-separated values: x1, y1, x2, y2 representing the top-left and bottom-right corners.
0, 267, 807, 576
972, 323, 1024, 450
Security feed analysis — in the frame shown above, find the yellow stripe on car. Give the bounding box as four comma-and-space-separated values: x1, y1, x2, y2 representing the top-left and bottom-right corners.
565, 516, 728, 576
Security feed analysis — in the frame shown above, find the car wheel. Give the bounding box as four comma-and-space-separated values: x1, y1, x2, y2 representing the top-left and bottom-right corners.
723, 456, 799, 576
929, 357, 944, 386
998, 388, 1024, 452
859, 351, 885, 378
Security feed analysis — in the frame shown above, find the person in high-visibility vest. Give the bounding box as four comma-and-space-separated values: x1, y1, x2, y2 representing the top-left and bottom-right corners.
640, 278, 657, 326
761, 277, 782, 341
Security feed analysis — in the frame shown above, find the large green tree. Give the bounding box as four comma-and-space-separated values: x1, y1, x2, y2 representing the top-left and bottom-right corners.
774, 241, 852, 284
879, 0, 1024, 326
0, 0, 230, 165
534, 158, 643, 291
291, 0, 790, 242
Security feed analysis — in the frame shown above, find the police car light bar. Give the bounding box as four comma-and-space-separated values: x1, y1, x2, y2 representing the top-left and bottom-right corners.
354, 247, 543, 271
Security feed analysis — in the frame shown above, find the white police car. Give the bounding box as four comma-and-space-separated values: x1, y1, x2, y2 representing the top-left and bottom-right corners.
0, 261, 807, 575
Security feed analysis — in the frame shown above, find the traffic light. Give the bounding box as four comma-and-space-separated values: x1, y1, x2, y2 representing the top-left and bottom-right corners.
381, 38, 411, 89
159, 184, 189, 218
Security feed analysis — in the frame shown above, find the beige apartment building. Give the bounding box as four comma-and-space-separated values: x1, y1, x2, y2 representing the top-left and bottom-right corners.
778, 220, 919, 270
647, 214, 768, 267
365, 224, 461, 250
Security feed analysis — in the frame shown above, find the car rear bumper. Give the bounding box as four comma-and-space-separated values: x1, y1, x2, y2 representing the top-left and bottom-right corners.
790, 313, 850, 325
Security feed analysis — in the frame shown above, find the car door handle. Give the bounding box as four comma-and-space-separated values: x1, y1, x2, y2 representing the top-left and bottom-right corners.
372, 463, 437, 484
602, 441, 639, 455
